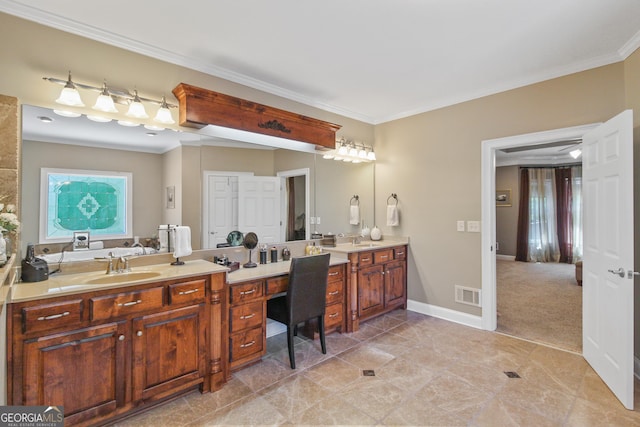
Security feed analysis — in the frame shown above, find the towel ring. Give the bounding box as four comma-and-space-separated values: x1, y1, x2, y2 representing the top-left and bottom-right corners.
350, 195, 360, 206
387, 193, 398, 205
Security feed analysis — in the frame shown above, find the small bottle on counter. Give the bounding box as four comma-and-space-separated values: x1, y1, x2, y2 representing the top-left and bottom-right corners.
282, 247, 291, 261
270, 247, 278, 263
259, 245, 267, 264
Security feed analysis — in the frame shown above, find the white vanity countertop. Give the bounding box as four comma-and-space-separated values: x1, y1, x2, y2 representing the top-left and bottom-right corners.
11, 259, 228, 303
226, 255, 349, 285
322, 237, 409, 254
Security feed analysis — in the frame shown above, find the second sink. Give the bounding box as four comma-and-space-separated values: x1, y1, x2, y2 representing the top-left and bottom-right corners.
86, 271, 162, 285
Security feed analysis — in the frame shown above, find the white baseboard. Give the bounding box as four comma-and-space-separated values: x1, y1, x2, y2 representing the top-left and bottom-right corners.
496, 254, 516, 261
407, 299, 483, 330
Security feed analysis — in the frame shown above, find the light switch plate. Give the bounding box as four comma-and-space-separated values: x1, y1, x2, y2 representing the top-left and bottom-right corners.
467, 221, 480, 233
457, 220, 465, 232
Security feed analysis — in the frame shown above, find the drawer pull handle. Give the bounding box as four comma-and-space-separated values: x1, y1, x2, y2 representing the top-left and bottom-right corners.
396, 252, 404, 256
240, 340, 256, 348
328, 291, 339, 296
118, 335, 125, 341
240, 313, 255, 320
37, 311, 70, 321
178, 288, 199, 295
119, 300, 142, 307
328, 313, 339, 318
328, 272, 339, 276
380, 255, 389, 259
240, 289, 256, 295
137, 331, 143, 337
361, 257, 371, 262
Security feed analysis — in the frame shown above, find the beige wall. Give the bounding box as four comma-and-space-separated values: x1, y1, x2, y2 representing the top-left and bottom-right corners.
375, 63, 626, 315
495, 166, 520, 256
21, 141, 163, 246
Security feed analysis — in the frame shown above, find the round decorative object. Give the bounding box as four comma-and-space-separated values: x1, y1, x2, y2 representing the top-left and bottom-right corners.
370, 226, 382, 241
227, 230, 244, 246
242, 232, 259, 268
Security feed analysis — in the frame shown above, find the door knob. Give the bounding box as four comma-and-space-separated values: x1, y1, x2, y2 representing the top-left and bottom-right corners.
628, 270, 640, 279
608, 267, 625, 278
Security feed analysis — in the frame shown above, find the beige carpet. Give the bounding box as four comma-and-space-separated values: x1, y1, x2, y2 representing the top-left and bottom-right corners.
497, 259, 582, 353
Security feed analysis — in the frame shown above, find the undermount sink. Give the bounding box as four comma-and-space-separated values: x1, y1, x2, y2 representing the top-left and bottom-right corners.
85, 271, 162, 285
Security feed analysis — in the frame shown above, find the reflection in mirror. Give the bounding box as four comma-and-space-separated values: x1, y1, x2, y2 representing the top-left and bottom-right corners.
20, 105, 374, 257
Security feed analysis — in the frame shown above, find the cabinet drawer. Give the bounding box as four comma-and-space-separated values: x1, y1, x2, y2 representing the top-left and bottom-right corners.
229, 281, 264, 304
394, 246, 407, 260
230, 300, 264, 333
326, 280, 343, 305
90, 287, 164, 321
324, 302, 343, 330
169, 279, 206, 305
22, 299, 83, 334
265, 276, 288, 295
229, 327, 264, 362
374, 249, 393, 264
327, 265, 344, 281
358, 251, 374, 266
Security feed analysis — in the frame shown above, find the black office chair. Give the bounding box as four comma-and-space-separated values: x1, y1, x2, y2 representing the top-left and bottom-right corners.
267, 253, 331, 369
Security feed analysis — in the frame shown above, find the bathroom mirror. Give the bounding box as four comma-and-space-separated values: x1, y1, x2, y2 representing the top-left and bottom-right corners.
19, 104, 374, 253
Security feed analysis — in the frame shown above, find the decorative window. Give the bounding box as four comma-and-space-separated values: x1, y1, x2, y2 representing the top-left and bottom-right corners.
39, 168, 132, 243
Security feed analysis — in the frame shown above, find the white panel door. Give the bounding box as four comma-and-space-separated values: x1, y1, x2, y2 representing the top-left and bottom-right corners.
238, 176, 282, 244
205, 175, 239, 248
582, 109, 634, 409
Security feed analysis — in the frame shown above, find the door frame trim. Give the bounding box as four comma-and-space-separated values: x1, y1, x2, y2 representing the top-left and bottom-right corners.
480, 123, 599, 331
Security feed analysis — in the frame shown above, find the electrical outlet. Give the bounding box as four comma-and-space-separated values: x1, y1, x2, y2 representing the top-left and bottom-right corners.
310, 217, 316, 225
457, 220, 465, 232
316, 217, 321, 225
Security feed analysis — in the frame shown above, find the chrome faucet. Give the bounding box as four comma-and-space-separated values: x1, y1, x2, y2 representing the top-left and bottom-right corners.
352, 235, 362, 245
105, 251, 115, 274
116, 256, 131, 273
131, 242, 146, 255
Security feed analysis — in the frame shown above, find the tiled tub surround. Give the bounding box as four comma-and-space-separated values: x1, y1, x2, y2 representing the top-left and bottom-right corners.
112, 309, 640, 426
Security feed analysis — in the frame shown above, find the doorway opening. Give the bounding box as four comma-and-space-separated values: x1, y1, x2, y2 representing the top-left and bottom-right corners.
480, 123, 599, 335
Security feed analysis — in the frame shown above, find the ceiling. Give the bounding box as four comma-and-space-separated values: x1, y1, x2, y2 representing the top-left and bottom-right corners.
2, 0, 640, 125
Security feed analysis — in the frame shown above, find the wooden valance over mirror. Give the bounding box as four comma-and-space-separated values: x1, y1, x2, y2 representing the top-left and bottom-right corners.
172, 83, 341, 149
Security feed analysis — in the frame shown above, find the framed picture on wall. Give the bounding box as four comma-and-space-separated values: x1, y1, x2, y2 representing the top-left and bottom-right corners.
496, 189, 511, 207
166, 185, 175, 209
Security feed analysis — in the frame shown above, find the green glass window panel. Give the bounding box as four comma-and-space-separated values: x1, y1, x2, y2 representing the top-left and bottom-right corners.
55, 181, 118, 230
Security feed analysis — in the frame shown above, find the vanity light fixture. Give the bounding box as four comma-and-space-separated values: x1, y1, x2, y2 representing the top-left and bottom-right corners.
93, 81, 119, 113
126, 89, 148, 119
43, 71, 178, 126
321, 138, 376, 163
54, 71, 84, 107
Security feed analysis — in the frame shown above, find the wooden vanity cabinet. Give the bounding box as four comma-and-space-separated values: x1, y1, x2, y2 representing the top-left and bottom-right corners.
228, 279, 266, 371
7, 274, 219, 427
349, 245, 407, 329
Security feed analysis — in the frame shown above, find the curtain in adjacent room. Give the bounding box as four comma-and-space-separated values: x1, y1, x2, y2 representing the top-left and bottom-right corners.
286, 177, 296, 241
514, 165, 582, 264
528, 168, 560, 262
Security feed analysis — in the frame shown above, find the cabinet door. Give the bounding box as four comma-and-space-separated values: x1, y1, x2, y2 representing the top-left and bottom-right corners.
22, 322, 126, 423
358, 264, 384, 319
132, 304, 206, 402
384, 260, 406, 308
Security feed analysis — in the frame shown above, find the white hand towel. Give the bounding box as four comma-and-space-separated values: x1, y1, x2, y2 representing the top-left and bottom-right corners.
386, 204, 399, 226
173, 226, 192, 258
349, 205, 360, 225
158, 225, 169, 252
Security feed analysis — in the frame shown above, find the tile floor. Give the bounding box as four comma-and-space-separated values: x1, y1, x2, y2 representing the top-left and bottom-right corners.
114, 310, 640, 426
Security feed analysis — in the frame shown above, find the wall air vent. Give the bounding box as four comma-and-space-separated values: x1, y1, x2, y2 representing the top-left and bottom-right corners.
455, 285, 481, 307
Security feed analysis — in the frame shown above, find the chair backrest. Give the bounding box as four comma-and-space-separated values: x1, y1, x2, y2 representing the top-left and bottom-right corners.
286, 253, 331, 325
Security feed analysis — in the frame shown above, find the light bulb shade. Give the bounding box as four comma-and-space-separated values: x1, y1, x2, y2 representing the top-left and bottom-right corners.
323, 152, 335, 159
154, 106, 174, 124
349, 146, 358, 157
337, 144, 348, 155
126, 101, 148, 118
56, 86, 84, 107
359, 148, 367, 158
367, 150, 376, 161
569, 149, 582, 159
